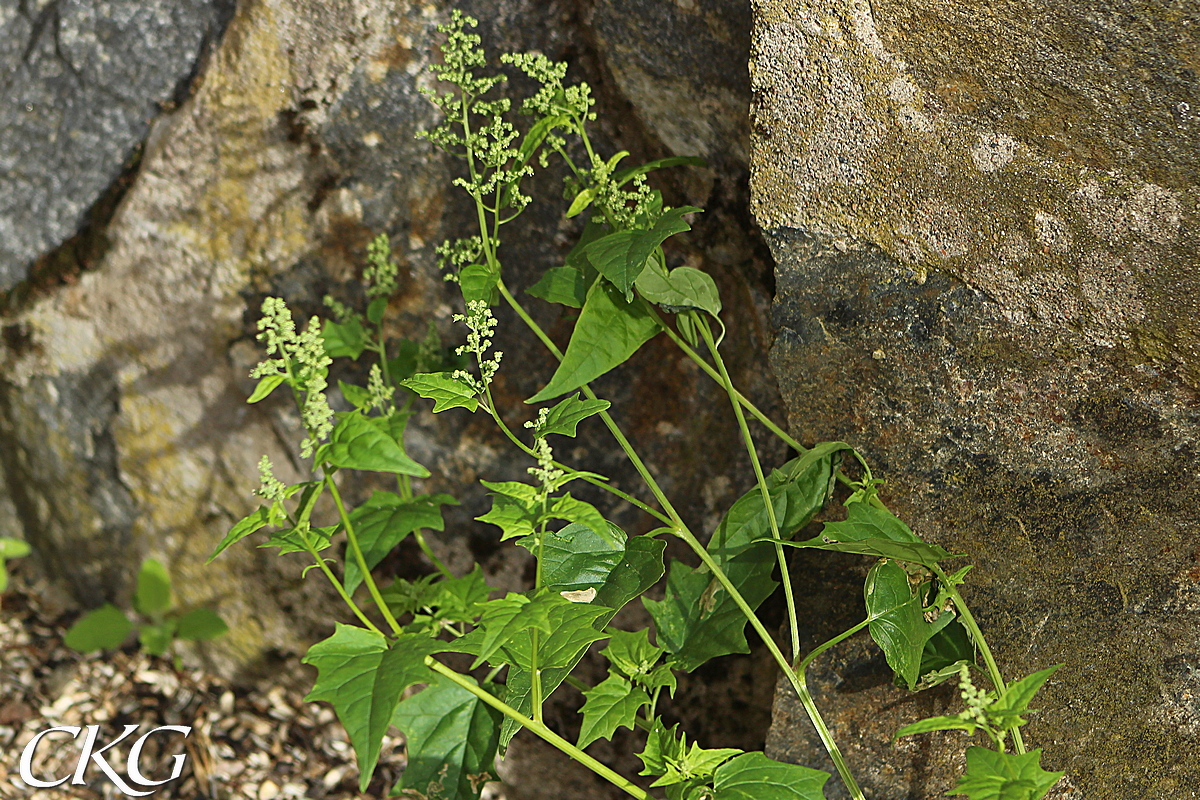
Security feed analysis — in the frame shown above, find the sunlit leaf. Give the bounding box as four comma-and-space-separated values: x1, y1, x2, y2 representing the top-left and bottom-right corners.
323, 317, 369, 360
401, 372, 480, 413
865, 560, 953, 690
582, 207, 701, 300
64, 604, 133, 652
248, 373, 287, 403
786, 502, 958, 567
712, 752, 830, 800
949, 747, 1064, 800
302, 626, 444, 791
988, 665, 1062, 732
577, 673, 650, 748
537, 393, 611, 437
527, 280, 660, 403
208, 507, 272, 563
327, 411, 429, 476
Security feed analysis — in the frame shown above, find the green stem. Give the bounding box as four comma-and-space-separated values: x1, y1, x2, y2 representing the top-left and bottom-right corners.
414, 529, 454, 580
425, 658, 652, 800
931, 564, 1026, 754
531, 517, 548, 723
677, 525, 866, 800
797, 617, 873, 676
699, 317, 801, 662
325, 474, 403, 636
483, 389, 671, 524
498, 277, 864, 798
305, 545, 383, 635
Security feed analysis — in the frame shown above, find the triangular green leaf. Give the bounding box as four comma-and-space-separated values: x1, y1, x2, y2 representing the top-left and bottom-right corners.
548, 494, 607, 539
612, 155, 707, 187
537, 393, 611, 437
635, 263, 722, 317
865, 559, 952, 690
708, 452, 834, 563
582, 207, 701, 299
527, 280, 660, 403
323, 317, 369, 360
327, 411, 430, 476
530, 521, 626, 592
470, 592, 561, 669
602, 628, 665, 679
401, 372, 480, 413
476, 482, 542, 541
577, 673, 650, 748
302, 626, 444, 791
391, 673, 502, 800
950, 747, 1064, 800
208, 506, 271, 563
787, 502, 957, 567
593, 536, 666, 615
495, 601, 613, 749
712, 752, 830, 800
460, 264, 500, 305
988, 665, 1062, 732
528, 265, 588, 308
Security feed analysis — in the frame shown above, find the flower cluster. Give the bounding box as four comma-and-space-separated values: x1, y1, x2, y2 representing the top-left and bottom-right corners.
249, 297, 334, 459
256, 455, 287, 503
524, 408, 564, 492
364, 233, 399, 300
452, 300, 503, 393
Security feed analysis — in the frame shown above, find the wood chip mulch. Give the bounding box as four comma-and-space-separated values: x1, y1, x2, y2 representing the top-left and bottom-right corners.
0, 563, 499, 800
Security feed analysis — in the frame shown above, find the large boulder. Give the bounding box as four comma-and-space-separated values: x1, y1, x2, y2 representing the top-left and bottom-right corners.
752, 1, 1200, 798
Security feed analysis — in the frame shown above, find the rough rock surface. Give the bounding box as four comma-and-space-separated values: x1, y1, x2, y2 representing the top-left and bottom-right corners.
0, 0, 235, 290
1, 1, 776, 798
752, 1, 1200, 798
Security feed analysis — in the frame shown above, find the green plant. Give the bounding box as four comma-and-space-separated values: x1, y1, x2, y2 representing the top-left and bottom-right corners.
0, 537, 31, 597
212, 11, 1065, 800
64, 558, 228, 657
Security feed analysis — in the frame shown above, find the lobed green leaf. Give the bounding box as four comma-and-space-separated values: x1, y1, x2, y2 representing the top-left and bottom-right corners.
949, 747, 1064, 800
401, 372, 480, 413
528, 265, 588, 308
537, 393, 611, 437
577, 673, 650, 749
302, 625, 445, 791
343, 491, 457, 594
391, 673, 502, 800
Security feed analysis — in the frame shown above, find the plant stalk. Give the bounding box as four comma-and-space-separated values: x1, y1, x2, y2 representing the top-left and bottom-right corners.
425, 658, 652, 800
325, 474, 403, 636
698, 317, 802, 662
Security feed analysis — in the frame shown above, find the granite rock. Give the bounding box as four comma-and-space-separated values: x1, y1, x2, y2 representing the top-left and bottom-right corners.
0, 0, 235, 290
752, 1, 1200, 798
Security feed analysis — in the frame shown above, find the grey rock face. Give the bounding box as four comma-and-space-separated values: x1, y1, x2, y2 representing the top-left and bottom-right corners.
0, 0, 233, 290
752, 1, 1200, 798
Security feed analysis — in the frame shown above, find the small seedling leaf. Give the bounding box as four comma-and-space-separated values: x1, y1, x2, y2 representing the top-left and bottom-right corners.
175, 608, 229, 641
64, 604, 133, 652
139, 621, 177, 656
135, 558, 172, 616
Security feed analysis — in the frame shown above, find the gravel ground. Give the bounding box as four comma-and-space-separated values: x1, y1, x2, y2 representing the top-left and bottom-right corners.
0, 559, 472, 800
